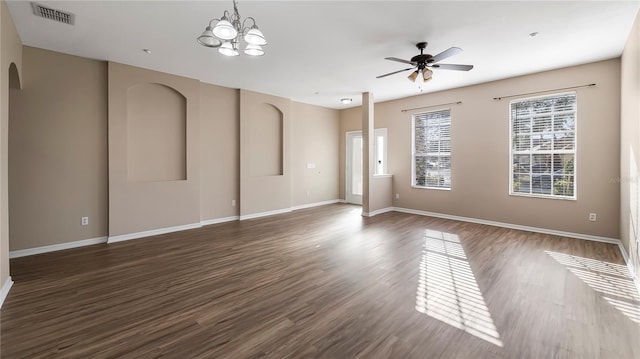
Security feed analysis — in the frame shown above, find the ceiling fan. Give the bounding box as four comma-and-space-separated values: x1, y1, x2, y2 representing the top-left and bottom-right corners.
377, 42, 473, 82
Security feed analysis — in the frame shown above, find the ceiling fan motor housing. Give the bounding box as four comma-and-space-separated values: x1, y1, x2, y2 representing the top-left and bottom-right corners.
412, 42, 433, 69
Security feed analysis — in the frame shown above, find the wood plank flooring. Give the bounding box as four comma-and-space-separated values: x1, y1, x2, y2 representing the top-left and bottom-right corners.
2, 204, 639, 358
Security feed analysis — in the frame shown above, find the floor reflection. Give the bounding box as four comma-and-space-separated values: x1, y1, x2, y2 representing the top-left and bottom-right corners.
546, 250, 640, 324
415, 229, 503, 347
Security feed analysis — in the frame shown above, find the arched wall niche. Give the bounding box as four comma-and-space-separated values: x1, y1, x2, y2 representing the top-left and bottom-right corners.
126, 82, 187, 182
8, 63, 21, 90
249, 102, 283, 176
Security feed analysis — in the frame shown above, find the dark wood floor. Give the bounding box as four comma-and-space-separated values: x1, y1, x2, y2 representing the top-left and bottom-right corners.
2, 204, 639, 358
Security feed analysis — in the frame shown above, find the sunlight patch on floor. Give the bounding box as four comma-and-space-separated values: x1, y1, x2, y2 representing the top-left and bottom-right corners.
546, 250, 640, 324
415, 229, 503, 347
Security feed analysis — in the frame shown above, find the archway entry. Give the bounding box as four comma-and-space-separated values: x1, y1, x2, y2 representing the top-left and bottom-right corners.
7, 62, 22, 275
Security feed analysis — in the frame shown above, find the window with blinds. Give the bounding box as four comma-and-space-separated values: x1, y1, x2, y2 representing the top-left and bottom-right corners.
510, 92, 576, 199
412, 109, 451, 189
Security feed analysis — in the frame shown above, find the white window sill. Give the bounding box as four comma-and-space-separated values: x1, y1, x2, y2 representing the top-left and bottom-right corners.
412, 185, 451, 191
509, 192, 576, 201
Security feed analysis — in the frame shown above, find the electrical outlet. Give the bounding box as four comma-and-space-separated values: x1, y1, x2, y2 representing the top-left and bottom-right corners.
396, 193, 400, 199
306, 191, 310, 197
231, 200, 236, 207
81, 216, 89, 226
588, 213, 597, 222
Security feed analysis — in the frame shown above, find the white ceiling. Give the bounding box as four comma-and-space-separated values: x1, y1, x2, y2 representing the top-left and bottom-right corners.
7, 1, 640, 109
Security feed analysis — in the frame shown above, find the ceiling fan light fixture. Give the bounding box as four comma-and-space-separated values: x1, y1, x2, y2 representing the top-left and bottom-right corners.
244, 44, 264, 56
422, 69, 433, 81
408, 70, 419, 82
197, 26, 222, 48
378, 42, 472, 82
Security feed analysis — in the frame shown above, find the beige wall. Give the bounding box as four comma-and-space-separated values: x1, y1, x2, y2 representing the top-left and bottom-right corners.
1, 0, 22, 286
620, 10, 640, 277
340, 59, 621, 239
291, 101, 339, 206
5, 47, 341, 253
127, 83, 187, 182
199, 83, 240, 221
370, 176, 393, 213
240, 89, 291, 216
108, 62, 200, 237
9, 47, 107, 251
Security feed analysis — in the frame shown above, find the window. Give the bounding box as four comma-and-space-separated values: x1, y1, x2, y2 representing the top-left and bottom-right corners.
374, 128, 388, 175
510, 92, 576, 198
412, 109, 451, 189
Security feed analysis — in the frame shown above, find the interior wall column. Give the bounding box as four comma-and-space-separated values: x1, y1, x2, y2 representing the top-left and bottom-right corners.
362, 92, 374, 215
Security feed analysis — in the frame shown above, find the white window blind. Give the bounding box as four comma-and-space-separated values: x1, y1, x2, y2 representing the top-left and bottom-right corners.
510, 92, 576, 198
413, 109, 451, 189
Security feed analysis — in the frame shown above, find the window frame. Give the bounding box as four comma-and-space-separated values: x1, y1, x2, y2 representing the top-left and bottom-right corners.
411, 108, 452, 190
374, 128, 388, 175
508, 91, 577, 200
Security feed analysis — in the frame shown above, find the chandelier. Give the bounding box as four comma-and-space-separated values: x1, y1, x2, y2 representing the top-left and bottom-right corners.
196, 0, 267, 57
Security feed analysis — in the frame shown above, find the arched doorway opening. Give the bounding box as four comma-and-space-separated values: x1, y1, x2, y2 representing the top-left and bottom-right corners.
7, 62, 22, 275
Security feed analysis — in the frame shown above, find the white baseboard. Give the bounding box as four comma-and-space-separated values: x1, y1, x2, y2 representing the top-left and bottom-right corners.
616, 242, 640, 299
362, 207, 394, 217
0, 276, 13, 309
392, 207, 620, 244
9, 236, 108, 259
107, 223, 202, 243
16, 202, 343, 250
201, 216, 240, 226
290, 199, 343, 211
241, 199, 344, 220
240, 207, 292, 220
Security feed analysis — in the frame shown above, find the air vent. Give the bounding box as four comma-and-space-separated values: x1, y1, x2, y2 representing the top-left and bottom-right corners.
31, 2, 74, 25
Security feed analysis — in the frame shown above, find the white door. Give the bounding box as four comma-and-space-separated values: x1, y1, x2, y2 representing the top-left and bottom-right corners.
346, 131, 363, 205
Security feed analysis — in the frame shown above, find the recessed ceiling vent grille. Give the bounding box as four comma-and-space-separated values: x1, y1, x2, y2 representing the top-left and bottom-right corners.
31, 2, 75, 25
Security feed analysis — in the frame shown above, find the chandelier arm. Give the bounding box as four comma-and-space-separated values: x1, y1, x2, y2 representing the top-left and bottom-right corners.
242, 17, 257, 32
207, 18, 221, 27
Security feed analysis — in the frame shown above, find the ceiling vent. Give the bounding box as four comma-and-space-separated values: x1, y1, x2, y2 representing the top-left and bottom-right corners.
31, 2, 74, 25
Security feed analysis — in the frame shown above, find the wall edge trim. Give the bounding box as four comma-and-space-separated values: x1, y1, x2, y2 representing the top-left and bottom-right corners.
392, 207, 620, 243
240, 208, 292, 220
9, 237, 108, 259
201, 216, 240, 226
108, 223, 202, 243
240, 199, 343, 220
0, 277, 14, 309
615, 241, 640, 300
290, 199, 343, 211
362, 207, 394, 217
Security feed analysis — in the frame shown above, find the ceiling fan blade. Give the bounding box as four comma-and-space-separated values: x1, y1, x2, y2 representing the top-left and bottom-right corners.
376, 67, 415, 78
431, 63, 474, 71
430, 47, 463, 63
384, 57, 416, 65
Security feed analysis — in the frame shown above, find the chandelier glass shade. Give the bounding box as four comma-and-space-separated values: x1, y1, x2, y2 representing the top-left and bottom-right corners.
197, 0, 267, 56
